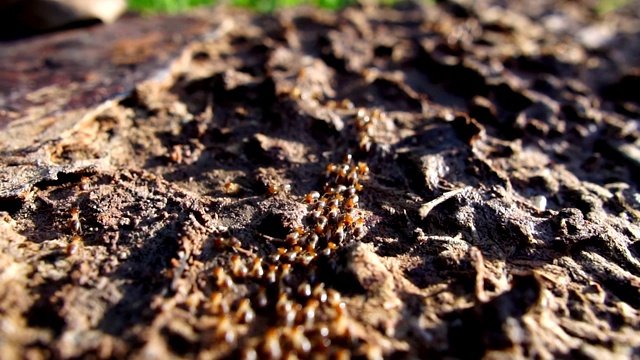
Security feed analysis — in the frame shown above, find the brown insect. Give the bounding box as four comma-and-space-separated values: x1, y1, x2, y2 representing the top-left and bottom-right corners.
68, 207, 82, 234
66, 235, 83, 256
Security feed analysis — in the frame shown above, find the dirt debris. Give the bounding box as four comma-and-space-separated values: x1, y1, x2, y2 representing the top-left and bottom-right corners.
1, 0, 640, 359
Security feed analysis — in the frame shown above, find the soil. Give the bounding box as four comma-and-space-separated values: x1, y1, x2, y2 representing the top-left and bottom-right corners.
1, 0, 640, 359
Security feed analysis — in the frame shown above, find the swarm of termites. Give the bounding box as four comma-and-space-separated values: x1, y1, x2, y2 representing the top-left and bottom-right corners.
188, 104, 381, 359
355, 108, 384, 152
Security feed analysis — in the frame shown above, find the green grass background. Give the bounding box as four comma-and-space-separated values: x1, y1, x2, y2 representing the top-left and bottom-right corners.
128, 0, 357, 13
128, 0, 633, 14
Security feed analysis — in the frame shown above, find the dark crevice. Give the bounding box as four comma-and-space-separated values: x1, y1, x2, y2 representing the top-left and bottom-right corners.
0, 197, 23, 215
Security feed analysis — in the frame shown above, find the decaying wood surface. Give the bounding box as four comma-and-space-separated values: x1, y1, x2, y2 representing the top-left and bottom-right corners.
1, 1, 639, 358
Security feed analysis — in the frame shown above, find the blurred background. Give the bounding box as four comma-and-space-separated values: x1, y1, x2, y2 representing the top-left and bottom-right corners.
0, 0, 634, 40
0, 0, 348, 40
